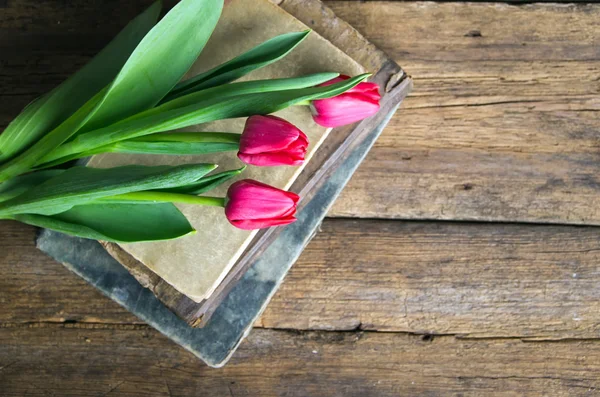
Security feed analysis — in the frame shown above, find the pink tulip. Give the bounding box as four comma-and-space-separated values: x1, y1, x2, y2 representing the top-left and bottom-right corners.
237, 115, 309, 167
311, 75, 381, 128
225, 179, 299, 230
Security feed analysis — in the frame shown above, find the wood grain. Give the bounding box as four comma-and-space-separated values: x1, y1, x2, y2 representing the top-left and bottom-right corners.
1, 327, 599, 396
326, 2, 600, 224
0, 221, 139, 325
4, 219, 600, 340
0, 0, 158, 128
259, 219, 600, 339
2, 1, 600, 394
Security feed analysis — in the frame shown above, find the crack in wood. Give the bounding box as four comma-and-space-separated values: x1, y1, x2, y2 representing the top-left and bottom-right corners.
405, 99, 543, 110
0, 361, 16, 372
101, 381, 125, 397
6, 320, 600, 343
0, 321, 150, 330
456, 375, 598, 383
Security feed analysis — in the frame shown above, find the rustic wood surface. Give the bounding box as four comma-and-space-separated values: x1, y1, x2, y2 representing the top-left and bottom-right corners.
2, 327, 600, 397
1, 1, 600, 396
328, 2, 600, 225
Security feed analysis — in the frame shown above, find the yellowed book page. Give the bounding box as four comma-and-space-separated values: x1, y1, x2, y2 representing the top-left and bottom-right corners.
87, 0, 365, 302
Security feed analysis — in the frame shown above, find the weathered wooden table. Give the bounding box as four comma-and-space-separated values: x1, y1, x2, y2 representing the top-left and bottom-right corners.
1, 1, 599, 395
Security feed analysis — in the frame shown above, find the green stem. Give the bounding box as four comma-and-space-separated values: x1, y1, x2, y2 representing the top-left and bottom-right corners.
35, 132, 241, 169
102, 191, 226, 207
132, 131, 241, 144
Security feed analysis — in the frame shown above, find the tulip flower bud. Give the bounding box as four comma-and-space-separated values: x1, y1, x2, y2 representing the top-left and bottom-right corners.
237, 115, 309, 167
225, 179, 299, 230
311, 75, 381, 128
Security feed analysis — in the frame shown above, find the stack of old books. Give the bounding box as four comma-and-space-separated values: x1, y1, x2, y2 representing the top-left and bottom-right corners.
37, 0, 411, 367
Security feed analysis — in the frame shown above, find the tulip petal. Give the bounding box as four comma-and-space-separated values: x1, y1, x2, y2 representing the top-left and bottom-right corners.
237, 115, 308, 166
237, 152, 304, 166
225, 179, 299, 230
312, 75, 381, 128
240, 115, 302, 154
312, 93, 380, 128
230, 216, 296, 230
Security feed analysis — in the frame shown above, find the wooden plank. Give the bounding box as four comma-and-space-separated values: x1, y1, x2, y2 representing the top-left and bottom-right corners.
0, 326, 599, 396
323, 2, 600, 224
259, 219, 600, 339
0, 0, 158, 127
0, 221, 139, 324
4, 219, 600, 340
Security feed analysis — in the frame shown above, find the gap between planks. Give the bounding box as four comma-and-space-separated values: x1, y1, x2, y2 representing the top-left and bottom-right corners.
3, 319, 600, 344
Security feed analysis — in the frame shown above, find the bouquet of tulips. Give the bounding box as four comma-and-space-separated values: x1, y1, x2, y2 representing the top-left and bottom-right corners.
0, 0, 380, 243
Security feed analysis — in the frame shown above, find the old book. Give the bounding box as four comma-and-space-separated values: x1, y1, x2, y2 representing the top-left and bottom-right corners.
87, 0, 366, 303
37, 0, 412, 366
95, 0, 411, 328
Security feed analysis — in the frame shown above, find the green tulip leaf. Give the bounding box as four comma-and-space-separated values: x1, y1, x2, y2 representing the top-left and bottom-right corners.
93, 168, 246, 205
13, 202, 195, 243
0, 0, 223, 183
34, 73, 338, 167
0, 163, 216, 217
0, 87, 108, 183
0, 1, 161, 163
0, 170, 65, 202
162, 167, 245, 195
165, 30, 311, 101
39, 74, 369, 166
153, 73, 339, 114
82, 0, 224, 131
